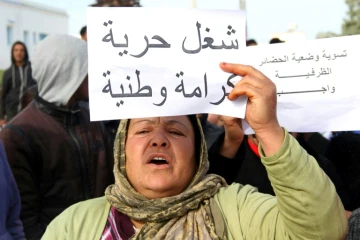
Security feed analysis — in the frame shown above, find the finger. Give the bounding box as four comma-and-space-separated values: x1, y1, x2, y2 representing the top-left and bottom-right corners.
220, 62, 265, 79
234, 75, 266, 90
235, 75, 276, 96
222, 116, 240, 126
228, 83, 263, 101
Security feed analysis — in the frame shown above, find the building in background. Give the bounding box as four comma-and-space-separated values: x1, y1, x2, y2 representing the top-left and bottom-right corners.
91, 0, 140, 7
0, 0, 68, 69
239, 0, 246, 10
270, 23, 306, 43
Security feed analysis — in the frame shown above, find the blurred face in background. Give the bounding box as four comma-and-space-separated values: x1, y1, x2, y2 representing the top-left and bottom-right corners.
13, 44, 25, 65
81, 33, 87, 41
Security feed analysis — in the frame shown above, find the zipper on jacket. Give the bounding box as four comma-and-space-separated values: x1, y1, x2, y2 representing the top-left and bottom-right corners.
68, 126, 92, 200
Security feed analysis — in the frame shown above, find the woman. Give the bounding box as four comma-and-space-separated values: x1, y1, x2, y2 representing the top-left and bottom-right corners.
42, 63, 347, 239
1, 41, 36, 123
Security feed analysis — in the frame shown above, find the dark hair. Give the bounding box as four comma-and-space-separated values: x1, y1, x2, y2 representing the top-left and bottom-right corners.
11, 41, 29, 65
269, 38, 284, 44
246, 39, 257, 46
80, 26, 87, 36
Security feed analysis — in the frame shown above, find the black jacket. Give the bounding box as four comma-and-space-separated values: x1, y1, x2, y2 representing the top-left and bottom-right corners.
1, 62, 36, 121
208, 133, 349, 206
325, 132, 360, 210
0, 97, 114, 240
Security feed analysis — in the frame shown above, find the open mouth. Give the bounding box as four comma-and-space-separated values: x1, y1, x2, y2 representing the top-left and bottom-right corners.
149, 157, 169, 165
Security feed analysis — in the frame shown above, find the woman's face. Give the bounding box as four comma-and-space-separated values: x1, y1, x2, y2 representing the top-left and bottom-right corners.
125, 116, 197, 199
13, 44, 25, 63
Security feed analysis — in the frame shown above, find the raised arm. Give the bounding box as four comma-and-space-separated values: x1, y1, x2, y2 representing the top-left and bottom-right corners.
215, 63, 347, 239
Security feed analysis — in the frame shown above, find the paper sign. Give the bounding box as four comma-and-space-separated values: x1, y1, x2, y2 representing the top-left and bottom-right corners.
88, 8, 360, 133
237, 35, 360, 133
87, 7, 247, 121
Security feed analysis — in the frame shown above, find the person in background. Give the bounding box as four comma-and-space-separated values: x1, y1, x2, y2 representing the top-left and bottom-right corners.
325, 131, 360, 211
0, 141, 25, 240
246, 39, 257, 46
300, 132, 330, 156
269, 37, 284, 44
208, 117, 349, 207
80, 26, 87, 41
198, 114, 223, 150
0, 41, 36, 125
0, 35, 114, 240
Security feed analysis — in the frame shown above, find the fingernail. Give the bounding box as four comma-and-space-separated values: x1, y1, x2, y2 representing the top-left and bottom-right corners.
221, 62, 227, 66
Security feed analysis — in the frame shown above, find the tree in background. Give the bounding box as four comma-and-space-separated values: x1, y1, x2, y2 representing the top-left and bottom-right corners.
316, 31, 339, 39
342, 0, 360, 35
91, 0, 141, 7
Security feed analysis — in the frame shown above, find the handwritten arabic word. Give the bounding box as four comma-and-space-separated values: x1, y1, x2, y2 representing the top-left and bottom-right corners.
259, 50, 348, 67
102, 69, 153, 107
102, 20, 171, 58
322, 50, 347, 61
277, 85, 335, 97
275, 68, 332, 79
175, 71, 207, 98
292, 53, 319, 63
102, 20, 240, 59
101, 69, 243, 107
101, 69, 168, 107
183, 21, 239, 54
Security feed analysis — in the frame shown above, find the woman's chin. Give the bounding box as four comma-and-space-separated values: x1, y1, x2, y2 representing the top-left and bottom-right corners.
141, 180, 182, 199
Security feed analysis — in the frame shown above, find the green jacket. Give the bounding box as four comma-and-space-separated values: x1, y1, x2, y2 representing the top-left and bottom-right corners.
42, 132, 347, 240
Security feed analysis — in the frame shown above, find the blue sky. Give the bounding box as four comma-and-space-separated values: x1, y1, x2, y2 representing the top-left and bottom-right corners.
30, 0, 348, 44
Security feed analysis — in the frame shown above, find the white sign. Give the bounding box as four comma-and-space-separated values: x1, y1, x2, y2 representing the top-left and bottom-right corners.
87, 8, 247, 121
238, 35, 360, 133
88, 8, 360, 133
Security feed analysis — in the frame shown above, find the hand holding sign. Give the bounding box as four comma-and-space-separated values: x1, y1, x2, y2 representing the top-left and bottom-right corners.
221, 63, 283, 156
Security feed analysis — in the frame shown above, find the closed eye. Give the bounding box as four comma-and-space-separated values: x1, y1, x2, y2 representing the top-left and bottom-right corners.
169, 130, 184, 136
136, 130, 150, 134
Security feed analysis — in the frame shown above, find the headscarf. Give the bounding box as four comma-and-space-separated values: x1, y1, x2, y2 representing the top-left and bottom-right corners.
105, 116, 228, 239
31, 35, 88, 107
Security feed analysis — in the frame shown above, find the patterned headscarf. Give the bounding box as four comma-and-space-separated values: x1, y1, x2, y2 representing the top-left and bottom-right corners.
105, 116, 228, 239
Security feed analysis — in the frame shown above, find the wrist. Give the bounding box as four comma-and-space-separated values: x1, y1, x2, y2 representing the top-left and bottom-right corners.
256, 125, 284, 157
219, 137, 243, 159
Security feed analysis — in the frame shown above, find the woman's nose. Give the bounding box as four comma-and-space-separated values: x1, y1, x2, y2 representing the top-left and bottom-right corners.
150, 129, 169, 147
